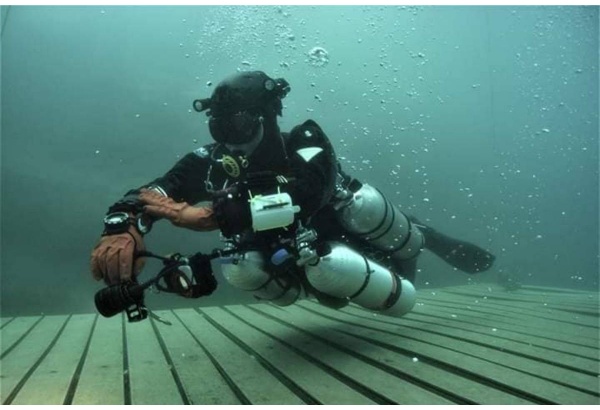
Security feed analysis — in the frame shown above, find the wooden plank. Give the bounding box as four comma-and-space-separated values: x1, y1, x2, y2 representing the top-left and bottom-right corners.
11, 314, 96, 405
452, 284, 597, 300
202, 306, 379, 405
440, 285, 599, 314
436, 284, 596, 307
403, 307, 599, 373
295, 301, 599, 404
439, 288, 600, 320
1, 316, 43, 358
411, 301, 599, 358
422, 295, 600, 330
0, 317, 14, 328
125, 312, 185, 405
71, 314, 124, 405
151, 309, 243, 405
0, 315, 68, 404
521, 285, 599, 293
415, 299, 599, 352
417, 294, 598, 344
335, 303, 599, 393
248, 303, 535, 405
422, 287, 599, 324
1, 284, 596, 405
175, 308, 305, 405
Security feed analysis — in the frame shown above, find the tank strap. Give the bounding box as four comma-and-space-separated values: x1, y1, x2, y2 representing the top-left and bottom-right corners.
362, 194, 394, 241
349, 255, 373, 300
365, 195, 421, 258
387, 217, 415, 254
381, 275, 401, 310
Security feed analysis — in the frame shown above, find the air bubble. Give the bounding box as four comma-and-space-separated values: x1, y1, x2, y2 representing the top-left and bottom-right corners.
307, 46, 329, 67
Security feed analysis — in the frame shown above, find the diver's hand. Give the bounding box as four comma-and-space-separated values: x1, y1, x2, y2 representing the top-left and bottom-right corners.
138, 189, 219, 231
90, 224, 146, 285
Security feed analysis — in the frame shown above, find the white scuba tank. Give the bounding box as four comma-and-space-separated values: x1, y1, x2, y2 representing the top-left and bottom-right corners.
337, 183, 424, 260
219, 250, 302, 306
305, 242, 416, 317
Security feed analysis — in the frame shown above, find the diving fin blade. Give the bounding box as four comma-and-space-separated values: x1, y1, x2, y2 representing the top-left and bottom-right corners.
410, 217, 495, 274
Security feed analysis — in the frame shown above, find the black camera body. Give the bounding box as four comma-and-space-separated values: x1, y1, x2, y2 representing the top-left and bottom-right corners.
94, 282, 147, 322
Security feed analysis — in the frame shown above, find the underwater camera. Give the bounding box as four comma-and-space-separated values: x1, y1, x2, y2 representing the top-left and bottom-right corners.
94, 250, 230, 323
94, 280, 148, 322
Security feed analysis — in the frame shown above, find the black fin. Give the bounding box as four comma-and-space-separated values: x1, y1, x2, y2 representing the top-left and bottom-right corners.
410, 217, 495, 274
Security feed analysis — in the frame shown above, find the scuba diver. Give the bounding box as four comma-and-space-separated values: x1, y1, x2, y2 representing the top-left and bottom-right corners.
90, 71, 495, 321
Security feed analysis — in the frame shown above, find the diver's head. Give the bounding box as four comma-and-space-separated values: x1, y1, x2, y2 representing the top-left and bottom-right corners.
193, 71, 290, 149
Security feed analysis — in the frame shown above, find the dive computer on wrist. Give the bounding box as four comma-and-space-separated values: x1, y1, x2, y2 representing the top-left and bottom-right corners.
103, 212, 133, 235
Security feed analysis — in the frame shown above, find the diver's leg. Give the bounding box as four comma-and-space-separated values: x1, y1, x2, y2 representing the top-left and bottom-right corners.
390, 256, 417, 284
303, 280, 350, 310
408, 216, 495, 274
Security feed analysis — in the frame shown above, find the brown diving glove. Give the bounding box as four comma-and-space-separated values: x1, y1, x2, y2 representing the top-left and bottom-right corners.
90, 223, 146, 285
138, 188, 219, 231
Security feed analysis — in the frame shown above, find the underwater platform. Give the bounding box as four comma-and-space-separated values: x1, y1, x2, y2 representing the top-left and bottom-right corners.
1, 284, 598, 405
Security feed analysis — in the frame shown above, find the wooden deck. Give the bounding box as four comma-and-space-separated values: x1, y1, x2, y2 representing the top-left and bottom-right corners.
1, 284, 598, 405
